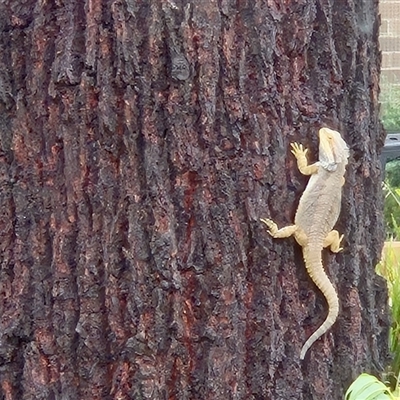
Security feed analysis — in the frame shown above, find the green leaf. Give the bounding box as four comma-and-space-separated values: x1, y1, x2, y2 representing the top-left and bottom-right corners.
345, 374, 394, 400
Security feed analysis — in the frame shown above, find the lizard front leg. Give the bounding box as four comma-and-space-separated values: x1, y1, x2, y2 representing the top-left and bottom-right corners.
323, 230, 344, 253
260, 218, 297, 238
291, 142, 319, 176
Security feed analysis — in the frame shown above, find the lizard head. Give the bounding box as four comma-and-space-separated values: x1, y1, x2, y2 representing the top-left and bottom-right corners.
318, 127, 349, 172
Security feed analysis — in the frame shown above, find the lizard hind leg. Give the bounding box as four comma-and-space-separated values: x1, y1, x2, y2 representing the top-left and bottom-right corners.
260, 218, 298, 238
323, 230, 344, 253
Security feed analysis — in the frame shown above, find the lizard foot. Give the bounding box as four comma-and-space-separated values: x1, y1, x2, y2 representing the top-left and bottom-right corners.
260, 218, 278, 236
290, 142, 308, 159
323, 230, 344, 253
333, 234, 344, 253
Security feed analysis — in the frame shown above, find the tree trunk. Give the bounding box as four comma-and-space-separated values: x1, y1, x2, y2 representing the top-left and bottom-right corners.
0, 0, 388, 399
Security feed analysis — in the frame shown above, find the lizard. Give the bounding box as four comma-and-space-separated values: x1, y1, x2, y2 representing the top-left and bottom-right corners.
260, 127, 349, 360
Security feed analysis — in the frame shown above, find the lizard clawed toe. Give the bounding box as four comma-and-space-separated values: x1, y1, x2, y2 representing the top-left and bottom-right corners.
290, 142, 308, 158
332, 234, 344, 253
336, 234, 344, 253
260, 218, 278, 235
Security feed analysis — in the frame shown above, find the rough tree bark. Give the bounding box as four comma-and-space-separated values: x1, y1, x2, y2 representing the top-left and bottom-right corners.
0, 0, 389, 399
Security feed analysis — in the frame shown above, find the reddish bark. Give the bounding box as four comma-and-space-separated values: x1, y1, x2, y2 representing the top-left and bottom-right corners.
0, 0, 388, 399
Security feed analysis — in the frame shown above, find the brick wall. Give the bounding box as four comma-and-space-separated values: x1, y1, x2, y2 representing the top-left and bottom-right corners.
380, 0, 400, 84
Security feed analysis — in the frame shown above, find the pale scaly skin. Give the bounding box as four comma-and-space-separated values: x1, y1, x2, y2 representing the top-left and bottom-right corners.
261, 127, 349, 360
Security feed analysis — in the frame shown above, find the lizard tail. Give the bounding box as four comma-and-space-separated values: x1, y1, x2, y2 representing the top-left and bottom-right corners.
300, 247, 339, 360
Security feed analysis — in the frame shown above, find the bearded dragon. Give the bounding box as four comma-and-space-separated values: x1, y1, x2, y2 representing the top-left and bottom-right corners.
261, 127, 349, 360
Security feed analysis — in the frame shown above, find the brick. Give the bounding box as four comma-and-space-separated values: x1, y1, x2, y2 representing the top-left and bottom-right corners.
382, 52, 393, 68
380, 37, 400, 51
392, 52, 400, 67
381, 20, 390, 35
381, 19, 390, 35
389, 20, 400, 35
380, 2, 400, 19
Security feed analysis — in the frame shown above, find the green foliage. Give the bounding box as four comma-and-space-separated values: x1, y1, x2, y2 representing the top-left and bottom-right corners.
387, 161, 400, 189
381, 82, 400, 132
345, 373, 397, 399
375, 174, 400, 397
384, 181, 400, 240
377, 242, 400, 387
